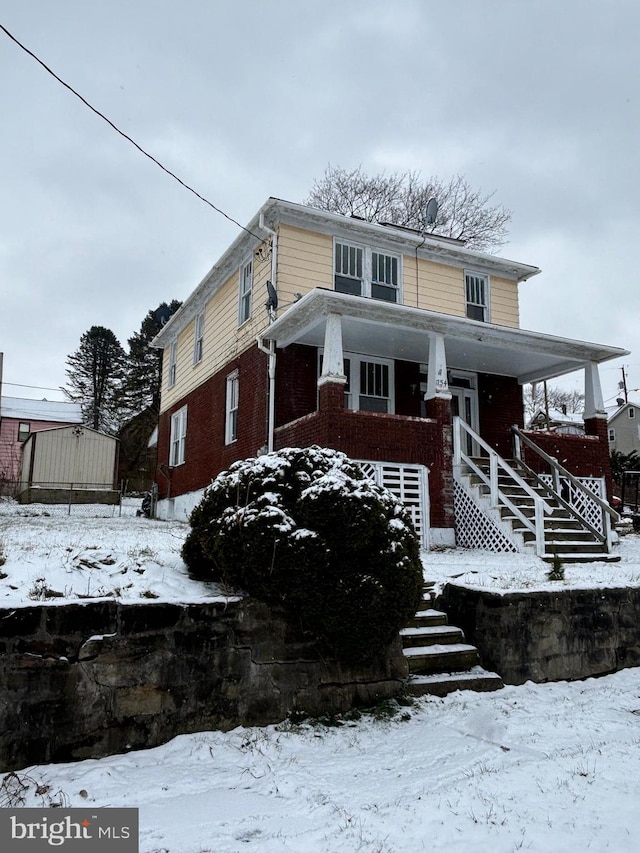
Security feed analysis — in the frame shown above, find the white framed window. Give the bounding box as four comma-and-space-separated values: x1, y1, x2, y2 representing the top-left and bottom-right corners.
341, 354, 394, 414
334, 241, 401, 303
193, 311, 204, 364
238, 259, 253, 325
169, 406, 187, 467
608, 427, 616, 442
18, 422, 30, 442
168, 340, 177, 388
225, 371, 239, 444
371, 251, 399, 302
465, 272, 489, 322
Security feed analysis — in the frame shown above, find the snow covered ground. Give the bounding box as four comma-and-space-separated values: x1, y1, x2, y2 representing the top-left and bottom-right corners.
2, 498, 640, 851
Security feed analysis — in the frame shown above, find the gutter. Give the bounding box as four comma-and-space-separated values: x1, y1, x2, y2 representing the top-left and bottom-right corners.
256, 213, 278, 453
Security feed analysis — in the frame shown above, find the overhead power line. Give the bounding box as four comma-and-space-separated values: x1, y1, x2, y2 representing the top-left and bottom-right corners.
0, 21, 265, 243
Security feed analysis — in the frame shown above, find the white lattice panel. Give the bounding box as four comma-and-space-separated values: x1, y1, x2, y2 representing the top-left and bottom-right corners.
453, 480, 518, 553
358, 461, 429, 548
539, 475, 605, 533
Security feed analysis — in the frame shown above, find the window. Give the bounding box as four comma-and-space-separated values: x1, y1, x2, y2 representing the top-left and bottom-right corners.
371, 251, 399, 302
193, 311, 204, 364
337, 354, 393, 413
18, 422, 30, 442
168, 340, 177, 388
608, 428, 616, 442
334, 241, 400, 303
335, 242, 364, 296
225, 372, 239, 444
629, 407, 635, 419
239, 259, 253, 324
465, 272, 489, 321
169, 406, 187, 467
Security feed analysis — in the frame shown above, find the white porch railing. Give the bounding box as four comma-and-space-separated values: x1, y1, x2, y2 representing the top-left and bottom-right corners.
512, 426, 618, 552
357, 460, 429, 549
453, 416, 552, 556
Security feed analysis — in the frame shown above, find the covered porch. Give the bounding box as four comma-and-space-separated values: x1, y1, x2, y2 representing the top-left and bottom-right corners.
259, 289, 627, 545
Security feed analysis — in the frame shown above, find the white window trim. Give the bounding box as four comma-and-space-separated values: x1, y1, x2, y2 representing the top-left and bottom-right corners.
333, 238, 402, 303
238, 258, 253, 325
193, 311, 204, 365
169, 406, 187, 467
464, 270, 491, 322
320, 350, 395, 414
168, 340, 177, 388
608, 427, 616, 442
225, 371, 239, 444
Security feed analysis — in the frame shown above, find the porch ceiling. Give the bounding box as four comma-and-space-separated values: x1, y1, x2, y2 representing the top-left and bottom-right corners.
261, 289, 628, 384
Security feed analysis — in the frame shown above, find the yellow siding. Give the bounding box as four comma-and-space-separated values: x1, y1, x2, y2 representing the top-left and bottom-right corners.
160, 221, 521, 412
490, 276, 519, 328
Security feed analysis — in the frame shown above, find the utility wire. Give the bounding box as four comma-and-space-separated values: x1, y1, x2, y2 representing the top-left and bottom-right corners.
0, 22, 265, 243
2, 381, 65, 393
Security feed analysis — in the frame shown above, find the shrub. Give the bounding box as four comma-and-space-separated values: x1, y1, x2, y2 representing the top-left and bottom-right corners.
182, 446, 423, 662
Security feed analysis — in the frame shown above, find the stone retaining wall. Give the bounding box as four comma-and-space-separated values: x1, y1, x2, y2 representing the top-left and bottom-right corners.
0, 599, 407, 772
439, 584, 640, 684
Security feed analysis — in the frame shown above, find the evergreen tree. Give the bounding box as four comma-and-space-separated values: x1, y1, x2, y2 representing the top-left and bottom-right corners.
123, 300, 181, 416
64, 326, 126, 433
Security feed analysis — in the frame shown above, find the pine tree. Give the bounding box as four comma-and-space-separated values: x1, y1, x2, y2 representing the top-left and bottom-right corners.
64, 326, 126, 433
123, 300, 182, 416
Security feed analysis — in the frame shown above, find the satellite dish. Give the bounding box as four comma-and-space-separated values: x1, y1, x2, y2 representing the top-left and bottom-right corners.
425, 197, 438, 226
266, 281, 278, 312
153, 305, 173, 326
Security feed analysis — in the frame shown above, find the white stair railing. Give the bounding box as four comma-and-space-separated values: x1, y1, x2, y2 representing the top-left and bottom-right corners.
453, 416, 551, 556
512, 425, 619, 552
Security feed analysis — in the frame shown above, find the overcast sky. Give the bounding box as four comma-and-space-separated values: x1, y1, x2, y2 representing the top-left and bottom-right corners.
1, 0, 638, 408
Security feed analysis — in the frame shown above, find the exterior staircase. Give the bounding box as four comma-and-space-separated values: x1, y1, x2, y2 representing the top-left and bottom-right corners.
464, 459, 620, 563
452, 417, 620, 563
402, 584, 503, 697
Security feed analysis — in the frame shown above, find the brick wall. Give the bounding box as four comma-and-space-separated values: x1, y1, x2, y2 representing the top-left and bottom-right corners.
478, 373, 524, 458
157, 345, 268, 499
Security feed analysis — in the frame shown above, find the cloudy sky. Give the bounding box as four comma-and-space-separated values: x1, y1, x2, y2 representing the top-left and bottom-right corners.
1, 0, 638, 407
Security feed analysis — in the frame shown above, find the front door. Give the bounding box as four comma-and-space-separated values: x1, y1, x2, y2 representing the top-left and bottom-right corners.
450, 371, 479, 456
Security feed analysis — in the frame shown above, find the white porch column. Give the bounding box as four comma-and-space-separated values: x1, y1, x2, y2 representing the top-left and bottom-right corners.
318, 313, 347, 387
583, 361, 606, 420
425, 333, 451, 400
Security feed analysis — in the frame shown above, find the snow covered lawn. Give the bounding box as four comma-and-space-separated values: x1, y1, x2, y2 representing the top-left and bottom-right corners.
2, 499, 640, 851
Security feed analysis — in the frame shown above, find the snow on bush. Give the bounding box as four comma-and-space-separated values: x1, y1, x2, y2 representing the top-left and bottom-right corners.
182, 446, 423, 662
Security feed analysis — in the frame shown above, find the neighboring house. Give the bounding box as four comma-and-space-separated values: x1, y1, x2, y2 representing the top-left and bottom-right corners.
528, 407, 585, 436
0, 395, 83, 493
18, 424, 119, 505
152, 197, 627, 559
607, 402, 640, 455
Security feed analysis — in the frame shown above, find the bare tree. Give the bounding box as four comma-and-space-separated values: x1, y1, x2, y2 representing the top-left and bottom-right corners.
523, 383, 585, 423
304, 165, 512, 251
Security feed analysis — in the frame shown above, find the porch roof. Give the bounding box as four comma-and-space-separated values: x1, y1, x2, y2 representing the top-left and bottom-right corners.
261, 290, 628, 384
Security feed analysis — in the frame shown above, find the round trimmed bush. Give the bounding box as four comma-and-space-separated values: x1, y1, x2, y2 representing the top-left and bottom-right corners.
182, 446, 424, 662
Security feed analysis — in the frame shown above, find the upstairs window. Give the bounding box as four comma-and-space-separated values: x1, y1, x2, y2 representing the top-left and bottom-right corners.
193, 311, 204, 364
169, 406, 187, 466
18, 422, 30, 442
168, 340, 177, 388
371, 251, 399, 302
225, 371, 239, 444
465, 272, 489, 322
334, 241, 400, 303
238, 259, 253, 325
629, 407, 635, 419
335, 242, 363, 296
608, 428, 616, 442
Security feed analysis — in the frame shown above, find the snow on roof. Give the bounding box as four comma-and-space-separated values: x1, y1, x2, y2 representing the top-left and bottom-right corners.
0, 395, 83, 423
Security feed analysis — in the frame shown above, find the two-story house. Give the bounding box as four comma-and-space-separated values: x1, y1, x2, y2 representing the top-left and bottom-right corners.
152, 197, 627, 559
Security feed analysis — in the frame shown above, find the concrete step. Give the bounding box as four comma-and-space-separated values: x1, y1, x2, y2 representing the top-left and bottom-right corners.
542, 552, 621, 563
403, 643, 479, 674
406, 667, 504, 698
400, 624, 464, 648
411, 608, 448, 628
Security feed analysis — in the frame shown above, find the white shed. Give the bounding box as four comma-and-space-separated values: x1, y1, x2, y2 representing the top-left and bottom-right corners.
19, 425, 120, 504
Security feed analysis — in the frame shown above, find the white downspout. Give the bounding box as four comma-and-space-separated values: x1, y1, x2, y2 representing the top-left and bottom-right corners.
257, 213, 278, 453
